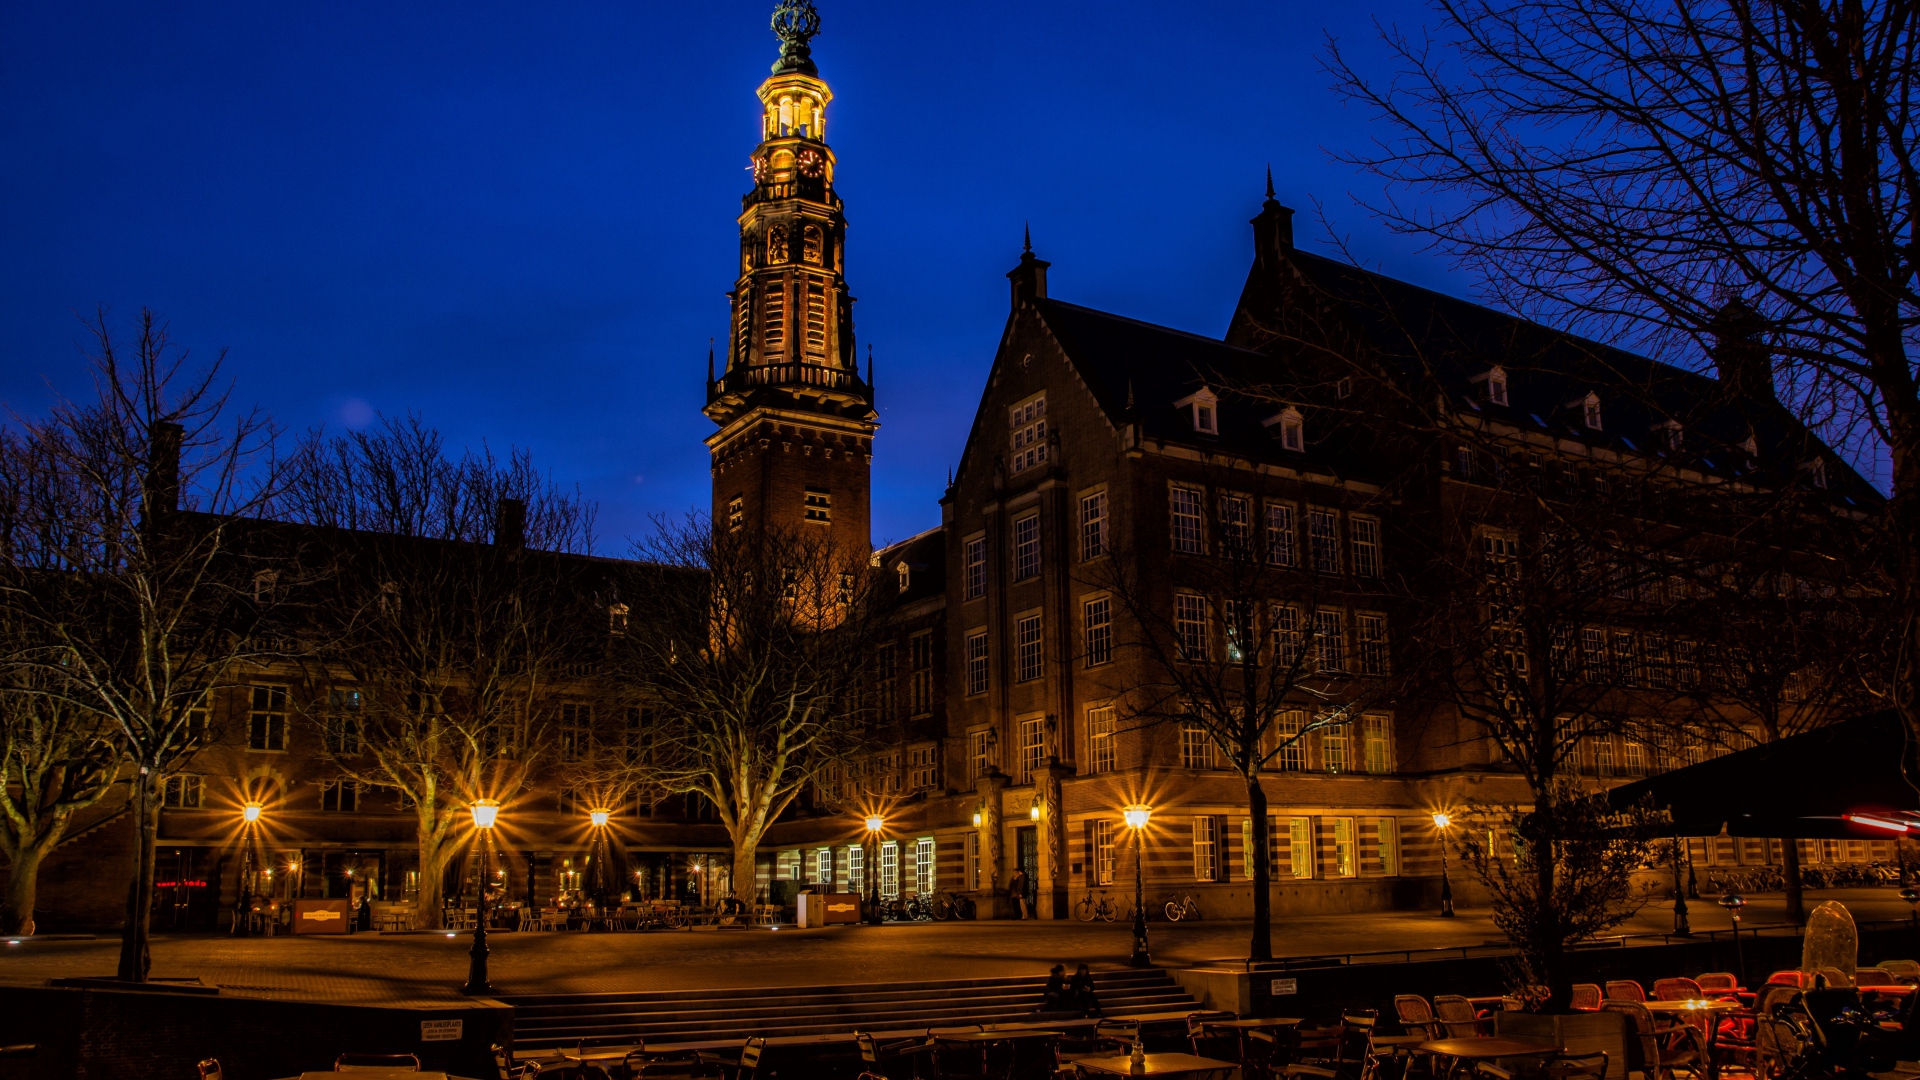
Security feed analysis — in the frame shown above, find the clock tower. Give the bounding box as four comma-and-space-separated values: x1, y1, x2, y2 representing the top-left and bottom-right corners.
705, 0, 875, 555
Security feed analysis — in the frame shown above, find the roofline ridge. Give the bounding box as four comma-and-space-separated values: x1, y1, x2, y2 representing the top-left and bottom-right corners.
1038, 297, 1269, 358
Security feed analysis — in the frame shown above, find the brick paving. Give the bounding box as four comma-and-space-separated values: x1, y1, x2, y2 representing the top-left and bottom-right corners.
1, 887, 1906, 1006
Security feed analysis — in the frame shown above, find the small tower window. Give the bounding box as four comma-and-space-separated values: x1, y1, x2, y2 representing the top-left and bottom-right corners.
804, 278, 828, 355
1487, 367, 1509, 406
1582, 392, 1603, 431
762, 278, 786, 357
803, 225, 823, 266
804, 487, 832, 523
778, 97, 793, 137
727, 495, 744, 532
1265, 407, 1306, 452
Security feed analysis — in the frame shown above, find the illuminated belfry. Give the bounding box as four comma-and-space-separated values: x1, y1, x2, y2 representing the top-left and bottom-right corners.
705, 0, 876, 554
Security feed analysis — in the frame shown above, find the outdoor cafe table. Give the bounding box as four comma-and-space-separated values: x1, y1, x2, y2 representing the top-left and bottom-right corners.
1416, 1037, 1561, 1080
287, 1073, 470, 1080
937, 1029, 1064, 1076
1199, 1017, 1303, 1062
1645, 999, 1742, 1080
1073, 1051, 1238, 1078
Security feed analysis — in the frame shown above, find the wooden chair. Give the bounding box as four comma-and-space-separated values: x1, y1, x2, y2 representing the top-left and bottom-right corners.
1284, 1014, 1379, 1080
1817, 967, 1853, 988
1753, 987, 1805, 1079
1604, 980, 1647, 1003
1695, 973, 1740, 995
1395, 995, 1440, 1039
1432, 995, 1482, 1038
1765, 970, 1812, 990
196, 1060, 223, 1080
1879, 959, 1920, 983
1605, 1001, 1704, 1080
334, 1052, 421, 1071
856, 1031, 934, 1077
493, 1043, 540, 1079
1855, 967, 1897, 987
1570, 984, 1603, 1012
1060, 1018, 1139, 1062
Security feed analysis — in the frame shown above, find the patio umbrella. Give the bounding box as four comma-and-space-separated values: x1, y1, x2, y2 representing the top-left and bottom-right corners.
1606, 710, 1920, 838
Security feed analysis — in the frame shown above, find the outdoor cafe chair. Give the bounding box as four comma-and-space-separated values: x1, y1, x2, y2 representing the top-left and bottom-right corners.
1856, 967, 1897, 987
1569, 985, 1603, 1012
1432, 996, 1483, 1039
1766, 970, 1812, 990
493, 1042, 541, 1079
1395, 995, 1440, 1040
1284, 1013, 1378, 1080
196, 1060, 223, 1080
1753, 988, 1805, 1079
1653, 978, 1704, 1001
1186, 1010, 1239, 1060
1603, 981, 1647, 1003
334, 1052, 422, 1071
1604, 1001, 1704, 1080
704, 1035, 767, 1080
857, 1029, 935, 1075
1881, 959, 1920, 983
1695, 973, 1741, 995
1060, 1019, 1139, 1060
1818, 967, 1855, 988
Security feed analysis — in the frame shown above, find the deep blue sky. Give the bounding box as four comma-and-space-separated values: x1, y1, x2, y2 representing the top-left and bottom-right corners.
2, 0, 1464, 551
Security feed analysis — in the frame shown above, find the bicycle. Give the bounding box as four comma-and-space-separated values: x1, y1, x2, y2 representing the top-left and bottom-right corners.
930, 890, 976, 920
1074, 889, 1119, 923
1162, 892, 1202, 921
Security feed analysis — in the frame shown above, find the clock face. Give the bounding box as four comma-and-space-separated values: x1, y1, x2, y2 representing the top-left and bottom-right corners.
797, 149, 824, 178
750, 156, 768, 182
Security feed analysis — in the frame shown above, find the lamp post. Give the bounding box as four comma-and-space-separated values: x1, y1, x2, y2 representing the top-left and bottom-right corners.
462, 799, 500, 996
1718, 892, 1747, 985
236, 804, 264, 937
589, 809, 612, 911
864, 815, 884, 926
1124, 805, 1152, 968
1671, 837, 1691, 936
1432, 812, 1455, 917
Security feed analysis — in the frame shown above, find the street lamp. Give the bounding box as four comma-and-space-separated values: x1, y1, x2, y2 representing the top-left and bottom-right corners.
1718, 892, 1748, 984
1124, 805, 1152, 968
1432, 812, 1455, 917
590, 809, 610, 828
864, 815, 884, 926
1030, 796, 1042, 822
463, 799, 500, 996
242, 802, 262, 824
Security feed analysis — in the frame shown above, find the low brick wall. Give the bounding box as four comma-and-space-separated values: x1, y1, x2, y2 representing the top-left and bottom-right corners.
0, 984, 510, 1080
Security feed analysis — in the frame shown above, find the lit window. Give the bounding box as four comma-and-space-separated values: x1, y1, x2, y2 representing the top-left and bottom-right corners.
1082, 595, 1112, 667
1094, 820, 1116, 884
1266, 503, 1296, 567
1191, 816, 1219, 881
162, 774, 203, 808
727, 496, 744, 532
1087, 707, 1116, 774
968, 729, 993, 782
1008, 396, 1049, 474
897, 562, 911, 592
1169, 487, 1203, 554
964, 536, 987, 599
1288, 817, 1313, 879
1355, 613, 1390, 676
1349, 516, 1381, 577
1080, 491, 1107, 560
1015, 615, 1044, 682
847, 845, 864, 892
1322, 722, 1349, 773
1018, 717, 1046, 783
1331, 818, 1356, 877
609, 603, 629, 635
1374, 818, 1400, 876
1362, 713, 1393, 773
816, 847, 834, 885
1180, 722, 1215, 770
1174, 594, 1209, 661
1242, 815, 1281, 880
804, 487, 830, 523
1013, 514, 1041, 580
965, 630, 990, 696
914, 838, 935, 893
1273, 711, 1307, 772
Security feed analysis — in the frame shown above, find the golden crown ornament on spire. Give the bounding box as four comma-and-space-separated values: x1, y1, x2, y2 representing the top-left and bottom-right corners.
770, 0, 821, 75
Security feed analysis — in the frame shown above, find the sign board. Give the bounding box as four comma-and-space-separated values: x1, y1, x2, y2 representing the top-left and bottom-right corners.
794, 892, 864, 927
420, 1019, 464, 1043
291, 898, 352, 934
1270, 978, 1299, 996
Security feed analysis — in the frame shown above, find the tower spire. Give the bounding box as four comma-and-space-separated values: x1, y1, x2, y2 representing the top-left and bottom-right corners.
1265, 165, 1275, 201
1023, 221, 1032, 254
707, 338, 715, 383
867, 343, 874, 386
769, 0, 821, 75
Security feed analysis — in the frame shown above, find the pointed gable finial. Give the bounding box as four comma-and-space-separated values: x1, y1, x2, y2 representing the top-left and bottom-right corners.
1265, 164, 1275, 201
1126, 379, 1135, 410
707, 337, 716, 383
866, 342, 874, 386
1023, 221, 1032, 254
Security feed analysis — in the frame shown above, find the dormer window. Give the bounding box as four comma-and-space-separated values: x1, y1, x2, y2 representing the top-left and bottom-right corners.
1474, 365, 1505, 407
1655, 420, 1684, 451
1742, 434, 1759, 458
896, 562, 911, 592
609, 603, 629, 636
1263, 407, 1306, 452
1335, 378, 1353, 400
1581, 392, 1603, 431
1175, 388, 1220, 435
1805, 458, 1828, 489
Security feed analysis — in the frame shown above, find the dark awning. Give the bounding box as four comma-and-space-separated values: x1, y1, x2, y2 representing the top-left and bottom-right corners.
1606, 710, 1920, 839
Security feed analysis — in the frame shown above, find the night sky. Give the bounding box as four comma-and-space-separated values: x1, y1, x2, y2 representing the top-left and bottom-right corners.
3, 0, 1468, 551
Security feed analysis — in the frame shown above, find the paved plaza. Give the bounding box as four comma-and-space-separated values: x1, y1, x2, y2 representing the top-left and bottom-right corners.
2, 888, 1909, 1006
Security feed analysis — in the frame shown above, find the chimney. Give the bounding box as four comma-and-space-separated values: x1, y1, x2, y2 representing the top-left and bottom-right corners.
1007, 227, 1050, 308
1251, 169, 1295, 270
1711, 300, 1774, 401
144, 421, 183, 522
494, 497, 526, 550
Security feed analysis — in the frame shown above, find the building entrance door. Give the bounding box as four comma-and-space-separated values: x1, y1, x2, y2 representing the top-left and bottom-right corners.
1015, 826, 1038, 911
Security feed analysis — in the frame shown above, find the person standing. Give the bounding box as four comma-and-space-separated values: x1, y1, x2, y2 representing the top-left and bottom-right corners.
1008, 868, 1030, 919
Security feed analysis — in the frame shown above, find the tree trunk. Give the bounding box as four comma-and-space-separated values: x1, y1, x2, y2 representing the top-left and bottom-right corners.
1782, 842, 1806, 924
415, 823, 453, 931
1247, 776, 1272, 961
2, 845, 46, 937
116, 771, 157, 982
1534, 839, 1568, 1010
731, 843, 759, 908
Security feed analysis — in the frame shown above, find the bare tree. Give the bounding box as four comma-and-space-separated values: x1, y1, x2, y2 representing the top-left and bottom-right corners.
1092, 461, 1389, 961
617, 518, 889, 904
0, 309, 281, 979
1327, 0, 1920, 743
280, 415, 601, 930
